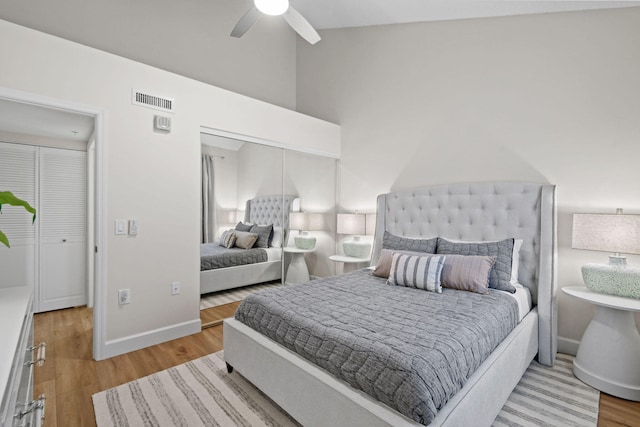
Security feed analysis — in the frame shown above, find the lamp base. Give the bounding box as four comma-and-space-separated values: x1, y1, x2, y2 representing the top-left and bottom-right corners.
582, 263, 640, 299
294, 233, 316, 250
343, 239, 371, 258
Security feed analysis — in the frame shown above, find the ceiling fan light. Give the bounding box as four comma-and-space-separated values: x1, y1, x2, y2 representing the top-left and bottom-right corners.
254, 0, 289, 16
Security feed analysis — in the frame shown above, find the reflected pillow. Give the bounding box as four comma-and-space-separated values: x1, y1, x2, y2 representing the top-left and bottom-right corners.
235, 221, 253, 232
270, 226, 284, 248
250, 224, 273, 248
234, 231, 258, 249
387, 253, 446, 293
219, 229, 236, 249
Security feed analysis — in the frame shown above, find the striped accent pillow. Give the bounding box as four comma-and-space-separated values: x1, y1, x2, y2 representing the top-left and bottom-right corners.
387, 253, 446, 293
219, 229, 236, 248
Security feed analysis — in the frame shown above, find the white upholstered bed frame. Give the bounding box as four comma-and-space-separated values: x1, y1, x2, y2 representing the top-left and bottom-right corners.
200, 195, 299, 295
224, 182, 557, 426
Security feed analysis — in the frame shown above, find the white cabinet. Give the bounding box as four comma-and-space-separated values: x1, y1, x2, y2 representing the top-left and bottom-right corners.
0, 144, 37, 290
0, 287, 46, 427
0, 142, 87, 313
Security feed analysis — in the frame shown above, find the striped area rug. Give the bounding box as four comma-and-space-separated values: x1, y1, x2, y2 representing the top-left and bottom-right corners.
93, 352, 598, 427
200, 282, 282, 310
92, 351, 300, 427
493, 354, 599, 427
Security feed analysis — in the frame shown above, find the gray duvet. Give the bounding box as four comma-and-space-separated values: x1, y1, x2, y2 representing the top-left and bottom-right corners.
234, 269, 519, 425
200, 243, 268, 271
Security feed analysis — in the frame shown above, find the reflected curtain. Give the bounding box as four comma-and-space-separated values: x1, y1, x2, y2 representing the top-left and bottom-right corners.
201, 154, 217, 243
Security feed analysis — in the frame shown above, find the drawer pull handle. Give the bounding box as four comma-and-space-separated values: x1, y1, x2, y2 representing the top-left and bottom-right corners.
15, 393, 46, 422
25, 342, 46, 367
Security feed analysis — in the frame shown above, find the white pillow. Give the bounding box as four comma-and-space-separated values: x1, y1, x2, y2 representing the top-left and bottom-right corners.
270, 226, 284, 248
510, 239, 523, 285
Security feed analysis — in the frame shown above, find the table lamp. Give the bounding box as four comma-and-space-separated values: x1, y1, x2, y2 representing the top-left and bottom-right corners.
337, 213, 371, 258
290, 212, 323, 249
572, 209, 640, 299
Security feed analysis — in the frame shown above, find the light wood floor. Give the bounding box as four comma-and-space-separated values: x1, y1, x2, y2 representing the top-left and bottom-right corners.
34, 303, 640, 427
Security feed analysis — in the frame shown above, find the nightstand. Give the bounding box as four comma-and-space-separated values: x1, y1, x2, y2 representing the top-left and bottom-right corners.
284, 247, 315, 284
562, 286, 640, 401
329, 255, 371, 274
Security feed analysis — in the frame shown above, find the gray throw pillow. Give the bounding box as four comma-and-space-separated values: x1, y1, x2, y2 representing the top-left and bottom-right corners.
250, 224, 274, 248
436, 237, 516, 293
219, 229, 236, 248
382, 231, 437, 253
235, 221, 253, 232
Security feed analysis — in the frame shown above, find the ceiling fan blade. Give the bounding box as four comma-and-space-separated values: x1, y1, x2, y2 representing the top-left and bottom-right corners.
283, 7, 321, 45
230, 7, 261, 38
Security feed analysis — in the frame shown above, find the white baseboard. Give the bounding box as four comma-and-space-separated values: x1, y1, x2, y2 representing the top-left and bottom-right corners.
557, 336, 580, 356
102, 318, 201, 359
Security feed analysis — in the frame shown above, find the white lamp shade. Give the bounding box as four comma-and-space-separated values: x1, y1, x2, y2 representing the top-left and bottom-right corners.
289, 212, 306, 230
218, 208, 237, 225
289, 212, 324, 231
306, 213, 324, 231
572, 213, 640, 255
365, 213, 377, 236
337, 213, 365, 235
254, 0, 289, 15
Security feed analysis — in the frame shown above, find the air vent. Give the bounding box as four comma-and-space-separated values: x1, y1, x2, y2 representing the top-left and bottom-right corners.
132, 89, 175, 113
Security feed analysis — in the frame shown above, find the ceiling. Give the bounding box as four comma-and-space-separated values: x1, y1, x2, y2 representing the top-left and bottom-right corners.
291, 0, 640, 29
0, 98, 95, 143
1, 0, 638, 140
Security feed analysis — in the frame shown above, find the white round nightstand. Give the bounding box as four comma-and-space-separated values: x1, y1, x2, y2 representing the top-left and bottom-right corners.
562, 286, 640, 401
329, 255, 371, 264
284, 247, 315, 285
329, 255, 371, 275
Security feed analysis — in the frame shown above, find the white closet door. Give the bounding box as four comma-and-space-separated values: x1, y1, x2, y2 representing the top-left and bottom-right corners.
0, 143, 37, 289
38, 147, 87, 312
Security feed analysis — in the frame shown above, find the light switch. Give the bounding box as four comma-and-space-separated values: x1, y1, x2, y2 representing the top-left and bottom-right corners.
128, 219, 138, 236
114, 219, 127, 235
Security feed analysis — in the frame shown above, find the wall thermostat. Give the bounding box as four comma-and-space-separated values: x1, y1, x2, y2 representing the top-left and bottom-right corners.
154, 115, 171, 132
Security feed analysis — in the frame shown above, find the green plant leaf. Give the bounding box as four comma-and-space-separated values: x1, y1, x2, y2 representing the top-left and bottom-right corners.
0, 191, 36, 248
0, 230, 9, 248
0, 191, 36, 223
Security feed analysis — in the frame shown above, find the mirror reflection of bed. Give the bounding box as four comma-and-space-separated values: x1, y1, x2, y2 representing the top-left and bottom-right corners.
199, 131, 337, 326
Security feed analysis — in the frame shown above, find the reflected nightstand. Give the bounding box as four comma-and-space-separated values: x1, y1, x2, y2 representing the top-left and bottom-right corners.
284, 247, 315, 284
329, 255, 370, 274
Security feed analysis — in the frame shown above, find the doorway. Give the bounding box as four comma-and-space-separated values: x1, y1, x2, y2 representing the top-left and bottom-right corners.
0, 88, 105, 360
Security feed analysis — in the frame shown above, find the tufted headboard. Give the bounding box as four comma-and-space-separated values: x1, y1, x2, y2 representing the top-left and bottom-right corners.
371, 182, 557, 365
244, 195, 300, 230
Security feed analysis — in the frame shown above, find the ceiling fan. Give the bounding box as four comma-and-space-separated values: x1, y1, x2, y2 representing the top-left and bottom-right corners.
231, 0, 321, 45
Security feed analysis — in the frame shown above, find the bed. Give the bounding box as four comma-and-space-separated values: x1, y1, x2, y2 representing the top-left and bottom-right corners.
200, 194, 299, 295
223, 182, 557, 426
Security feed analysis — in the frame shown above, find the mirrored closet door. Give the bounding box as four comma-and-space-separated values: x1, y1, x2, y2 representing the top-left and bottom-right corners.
199, 131, 337, 295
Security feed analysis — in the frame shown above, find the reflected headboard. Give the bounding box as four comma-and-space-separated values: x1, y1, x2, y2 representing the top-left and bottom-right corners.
244, 195, 300, 229
371, 181, 557, 365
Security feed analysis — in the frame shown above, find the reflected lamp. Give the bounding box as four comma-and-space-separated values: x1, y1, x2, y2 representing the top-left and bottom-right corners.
290, 212, 323, 249
572, 209, 640, 299
337, 213, 371, 258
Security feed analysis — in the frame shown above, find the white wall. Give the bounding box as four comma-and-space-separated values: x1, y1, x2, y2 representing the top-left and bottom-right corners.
296, 7, 640, 350
0, 18, 339, 359
0, 0, 298, 109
